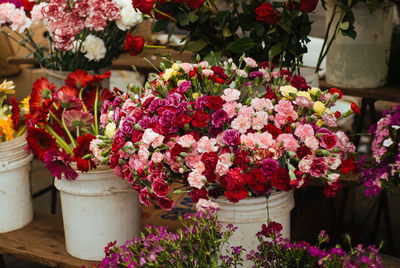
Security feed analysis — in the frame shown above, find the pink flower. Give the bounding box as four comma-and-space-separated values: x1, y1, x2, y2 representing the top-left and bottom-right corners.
0, 3, 15, 24
243, 57, 258, 68
177, 134, 196, 148
309, 157, 328, 177
188, 171, 206, 189
201, 69, 214, 76
240, 133, 257, 149
236, 69, 248, 77
222, 88, 241, 102
10, 8, 32, 33
238, 106, 254, 118
274, 99, 294, 115
185, 153, 202, 169
304, 136, 319, 151
196, 61, 209, 68
100, 114, 108, 127
294, 124, 315, 141
251, 98, 273, 111
142, 128, 160, 145
258, 132, 274, 149
274, 113, 287, 127
90, 138, 104, 164
138, 145, 150, 161
152, 135, 164, 148
231, 115, 251, 133
215, 153, 232, 176
179, 63, 193, 73
322, 113, 337, 127
31, 3, 47, 23
121, 98, 138, 116
222, 101, 239, 118
252, 111, 268, 130
129, 155, 146, 172
193, 161, 205, 173
197, 136, 218, 153
196, 198, 219, 212
299, 155, 314, 173
326, 156, 341, 169
151, 152, 164, 163
277, 133, 299, 152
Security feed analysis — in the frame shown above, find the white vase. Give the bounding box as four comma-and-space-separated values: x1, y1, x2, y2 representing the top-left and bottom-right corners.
325, 2, 394, 88
54, 167, 140, 261
215, 191, 294, 267
43, 68, 111, 89
0, 133, 33, 233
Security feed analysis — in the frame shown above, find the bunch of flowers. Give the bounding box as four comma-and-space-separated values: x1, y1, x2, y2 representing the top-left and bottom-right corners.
98, 210, 238, 267
358, 105, 400, 197
139, 0, 317, 67
25, 70, 116, 180
0, 0, 146, 71
0, 79, 29, 142
92, 57, 358, 210
247, 221, 383, 267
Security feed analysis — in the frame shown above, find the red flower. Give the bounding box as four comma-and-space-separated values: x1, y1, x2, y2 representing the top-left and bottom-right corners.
152, 178, 169, 197
73, 133, 96, 172
190, 187, 208, 203
259, 61, 275, 69
255, 3, 280, 25
270, 167, 292, 191
340, 157, 357, 174
220, 168, 248, 202
329, 88, 343, 99
185, 0, 205, 9
261, 221, 283, 237
319, 133, 338, 150
157, 196, 174, 210
224, 188, 248, 203
192, 110, 210, 128
296, 145, 311, 159
10, 96, 20, 130
66, 70, 92, 90
132, 0, 154, 14
139, 188, 152, 206
264, 86, 278, 102
299, 0, 318, 12
324, 180, 342, 198
42, 149, 77, 181
233, 150, 251, 171
334, 111, 341, 118
265, 124, 283, 139
210, 66, 228, 80
26, 127, 57, 160
206, 95, 224, 111
246, 169, 269, 194
351, 102, 361, 115
29, 78, 56, 116
172, 113, 192, 128
289, 75, 310, 90
125, 34, 145, 56
110, 153, 120, 169
87, 71, 112, 90
112, 136, 126, 153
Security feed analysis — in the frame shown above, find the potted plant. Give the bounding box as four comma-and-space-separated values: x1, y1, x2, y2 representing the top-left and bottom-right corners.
90, 56, 359, 255
24, 70, 140, 261
0, 79, 33, 233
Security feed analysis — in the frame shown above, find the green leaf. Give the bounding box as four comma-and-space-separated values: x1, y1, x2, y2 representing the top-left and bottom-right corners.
204, 51, 222, 65
186, 40, 208, 52
226, 37, 255, 53
176, 12, 190, 26
189, 13, 199, 23
338, 21, 349, 30
268, 43, 282, 57
255, 23, 265, 37
152, 20, 169, 32
223, 25, 232, 37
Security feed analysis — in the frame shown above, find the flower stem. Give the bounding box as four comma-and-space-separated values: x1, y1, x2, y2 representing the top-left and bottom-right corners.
15, 124, 26, 138
45, 125, 74, 155
61, 109, 77, 147
94, 86, 99, 136
154, 8, 177, 23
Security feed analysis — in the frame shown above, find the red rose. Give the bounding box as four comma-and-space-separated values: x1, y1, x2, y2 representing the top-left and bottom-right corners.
299, 0, 318, 12
270, 167, 292, 191
152, 178, 169, 197
158, 197, 174, 210
224, 188, 248, 203
110, 153, 120, 169
351, 102, 361, 115
190, 187, 208, 203
185, 0, 205, 9
132, 0, 154, 14
172, 113, 192, 128
206, 95, 224, 111
324, 181, 342, 198
255, 3, 280, 25
125, 34, 145, 56
246, 169, 269, 194
329, 88, 343, 99
192, 110, 210, 128
340, 157, 357, 174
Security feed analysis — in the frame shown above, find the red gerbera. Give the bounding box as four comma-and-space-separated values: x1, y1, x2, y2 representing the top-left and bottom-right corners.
42, 148, 77, 181
73, 133, 96, 172
26, 127, 57, 160
53, 86, 81, 109
26, 98, 54, 125
10, 96, 20, 130
66, 70, 92, 90
86, 71, 111, 90
29, 78, 56, 116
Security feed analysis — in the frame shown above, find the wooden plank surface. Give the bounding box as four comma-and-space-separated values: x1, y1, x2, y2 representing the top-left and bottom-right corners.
319, 80, 400, 102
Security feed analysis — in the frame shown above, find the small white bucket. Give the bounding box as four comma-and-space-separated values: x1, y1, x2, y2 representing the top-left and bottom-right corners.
215, 191, 294, 265
54, 167, 140, 261
0, 133, 33, 233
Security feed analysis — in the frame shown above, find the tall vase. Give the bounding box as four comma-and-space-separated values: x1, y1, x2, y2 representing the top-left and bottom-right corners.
215, 191, 294, 267
43, 68, 111, 89
325, 2, 394, 88
54, 167, 140, 261
0, 133, 33, 233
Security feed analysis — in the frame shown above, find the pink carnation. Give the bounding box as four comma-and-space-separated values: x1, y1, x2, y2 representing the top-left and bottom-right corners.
10, 8, 31, 33
258, 132, 274, 149
231, 115, 251, 133
277, 133, 299, 152
196, 198, 219, 212
222, 101, 239, 118
304, 136, 319, 151
299, 155, 314, 173
243, 57, 258, 68
240, 133, 257, 149
177, 134, 196, 148
188, 171, 205, 189
222, 88, 241, 102
252, 111, 268, 130
197, 137, 218, 153
151, 152, 164, 163
179, 63, 193, 73
201, 69, 214, 76
215, 153, 232, 176
31, 3, 47, 23
294, 124, 315, 141
185, 153, 202, 169
309, 157, 328, 177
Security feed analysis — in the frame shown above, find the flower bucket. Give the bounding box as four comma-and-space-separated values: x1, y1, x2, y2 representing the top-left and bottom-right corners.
325, 2, 394, 88
0, 133, 33, 233
215, 191, 294, 265
54, 167, 140, 261
43, 68, 110, 89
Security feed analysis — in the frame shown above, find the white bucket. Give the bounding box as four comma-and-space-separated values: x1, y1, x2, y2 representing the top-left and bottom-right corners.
215, 191, 294, 265
54, 167, 140, 261
325, 2, 394, 88
0, 133, 33, 233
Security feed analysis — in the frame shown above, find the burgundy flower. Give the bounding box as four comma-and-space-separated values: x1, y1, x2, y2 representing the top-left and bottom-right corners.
152, 178, 169, 197
233, 150, 251, 171
296, 145, 312, 159
43, 149, 78, 181
190, 187, 208, 203
172, 113, 192, 128
192, 110, 210, 128
299, 0, 318, 12
222, 129, 241, 146
110, 153, 120, 169
309, 157, 328, 177
157, 197, 174, 210
185, 0, 205, 9
324, 181, 342, 198
319, 133, 338, 150
211, 109, 228, 128
289, 75, 310, 90
261, 158, 279, 177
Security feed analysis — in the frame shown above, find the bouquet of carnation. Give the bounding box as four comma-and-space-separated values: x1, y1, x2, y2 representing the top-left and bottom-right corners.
0, 0, 146, 71
91, 57, 358, 210
138, 0, 317, 66
0, 79, 29, 141
25, 70, 116, 180
358, 105, 400, 197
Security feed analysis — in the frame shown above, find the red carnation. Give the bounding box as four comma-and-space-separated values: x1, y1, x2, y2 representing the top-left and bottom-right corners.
110, 153, 120, 169
125, 34, 145, 56
265, 124, 283, 139
152, 178, 169, 197
264, 86, 278, 102
73, 133, 96, 172
299, 0, 318, 12
351, 102, 360, 115
172, 113, 192, 128
10, 96, 20, 130
340, 157, 357, 175
233, 150, 251, 171
132, 0, 154, 14
324, 180, 342, 198
270, 167, 292, 191
261, 221, 283, 237
259, 61, 275, 70
185, 0, 205, 9
157, 196, 174, 210
190, 187, 208, 203
289, 75, 310, 90
192, 110, 210, 128
255, 3, 280, 25
224, 188, 248, 203
201, 152, 219, 182
26, 127, 57, 160
206, 95, 224, 111
112, 136, 126, 153
246, 169, 269, 194
334, 111, 341, 118
329, 88, 343, 99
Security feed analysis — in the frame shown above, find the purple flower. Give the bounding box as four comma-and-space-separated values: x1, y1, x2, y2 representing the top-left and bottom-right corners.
101, 100, 112, 114
159, 110, 176, 127
249, 71, 264, 78
177, 80, 191, 94
138, 116, 151, 129
211, 109, 228, 128
148, 98, 162, 114
261, 158, 279, 177
329, 247, 345, 256
43, 149, 78, 180
222, 129, 241, 146
120, 117, 135, 136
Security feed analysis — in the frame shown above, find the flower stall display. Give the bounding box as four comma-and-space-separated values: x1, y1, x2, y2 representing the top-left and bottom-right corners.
142, 0, 317, 68
25, 71, 140, 261
0, 0, 146, 73
359, 105, 400, 197
0, 80, 33, 233
91, 57, 358, 256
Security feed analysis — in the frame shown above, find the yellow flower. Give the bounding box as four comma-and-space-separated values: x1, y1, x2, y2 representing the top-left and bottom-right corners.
192, 92, 200, 100
172, 63, 181, 71
297, 91, 311, 99
308, 87, 321, 96
0, 115, 15, 142
0, 80, 15, 101
316, 119, 323, 128
163, 68, 177, 81
313, 101, 326, 116
177, 80, 186, 86
280, 85, 298, 99
21, 96, 30, 114
105, 122, 116, 138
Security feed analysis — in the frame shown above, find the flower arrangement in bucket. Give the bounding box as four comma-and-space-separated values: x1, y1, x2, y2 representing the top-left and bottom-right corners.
358, 104, 400, 197
0, 0, 147, 71
91, 56, 360, 209
139, 0, 318, 68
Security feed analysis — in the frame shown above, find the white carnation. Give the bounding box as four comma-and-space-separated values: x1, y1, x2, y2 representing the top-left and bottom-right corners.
113, 0, 132, 8
105, 122, 116, 138
81, 35, 106, 62
116, 6, 143, 31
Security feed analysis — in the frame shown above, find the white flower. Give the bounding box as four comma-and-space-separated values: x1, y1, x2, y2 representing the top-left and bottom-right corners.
116, 6, 143, 31
113, 0, 132, 8
81, 35, 106, 62
196, 198, 219, 212
105, 122, 116, 138
392, 125, 400, 129
383, 138, 393, 147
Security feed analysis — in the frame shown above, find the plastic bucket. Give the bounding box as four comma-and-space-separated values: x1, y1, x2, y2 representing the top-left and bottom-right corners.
0, 133, 33, 233
215, 190, 294, 265
54, 167, 140, 261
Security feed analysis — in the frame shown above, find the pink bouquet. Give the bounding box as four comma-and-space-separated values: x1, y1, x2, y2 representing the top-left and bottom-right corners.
91, 57, 358, 210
